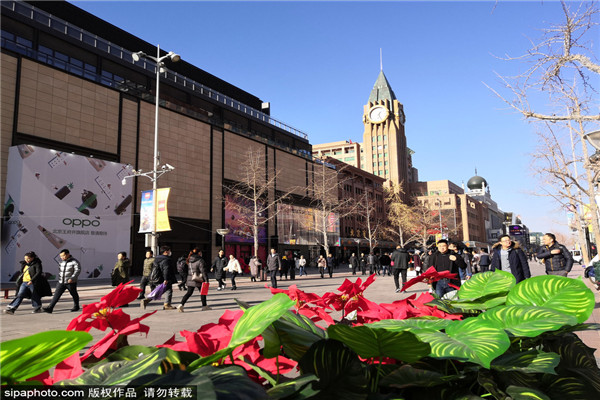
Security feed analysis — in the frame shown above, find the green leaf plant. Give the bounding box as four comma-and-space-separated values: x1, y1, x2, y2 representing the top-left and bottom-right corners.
1, 272, 599, 399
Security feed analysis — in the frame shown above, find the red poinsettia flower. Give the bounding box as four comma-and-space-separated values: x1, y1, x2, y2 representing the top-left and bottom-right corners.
269, 285, 334, 325
67, 282, 156, 361
378, 292, 461, 321
321, 275, 379, 322
401, 266, 458, 292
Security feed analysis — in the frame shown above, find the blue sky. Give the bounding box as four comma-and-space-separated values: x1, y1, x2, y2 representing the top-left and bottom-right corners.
71, 0, 593, 235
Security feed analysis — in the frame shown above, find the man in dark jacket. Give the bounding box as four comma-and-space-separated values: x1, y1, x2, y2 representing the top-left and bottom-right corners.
491, 235, 531, 283
426, 239, 467, 297
536, 233, 573, 277
212, 250, 228, 290
379, 252, 392, 276
43, 249, 81, 313
326, 253, 335, 278
349, 253, 359, 275
390, 245, 411, 293
359, 253, 367, 275
266, 248, 282, 288
4, 252, 48, 314
142, 245, 177, 310
366, 252, 378, 275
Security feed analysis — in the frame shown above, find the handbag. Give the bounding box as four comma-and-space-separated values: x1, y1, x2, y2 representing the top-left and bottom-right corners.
192, 271, 203, 283
200, 282, 209, 296
147, 283, 166, 300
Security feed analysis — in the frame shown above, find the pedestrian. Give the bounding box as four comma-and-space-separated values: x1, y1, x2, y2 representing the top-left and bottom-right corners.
212, 249, 228, 290
379, 252, 391, 276
479, 248, 490, 272
536, 233, 574, 277
266, 248, 282, 288
491, 235, 531, 283
317, 255, 327, 278
176, 255, 188, 291
349, 252, 359, 275
298, 255, 307, 276
471, 249, 480, 273
224, 254, 242, 290
326, 253, 335, 278
177, 248, 211, 312
111, 251, 130, 287
426, 239, 467, 298
366, 252, 378, 275
43, 249, 81, 313
137, 250, 155, 300
412, 250, 423, 276
280, 256, 289, 280
141, 245, 177, 310
390, 245, 411, 293
359, 253, 367, 275
449, 242, 472, 283
4, 252, 50, 314
249, 256, 261, 282
289, 256, 296, 280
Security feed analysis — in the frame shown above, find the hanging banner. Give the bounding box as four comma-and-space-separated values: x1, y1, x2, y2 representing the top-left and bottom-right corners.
139, 190, 155, 233
155, 187, 171, 232
2, 145, 134, 281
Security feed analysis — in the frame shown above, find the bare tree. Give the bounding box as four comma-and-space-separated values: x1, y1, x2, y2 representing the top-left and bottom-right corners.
410, 200, 445, 249
487, 1, 600, 259
226, 148, 290, 258
307, 158, 357, 255
384, 185, 418, 247
355, 191, 385, 253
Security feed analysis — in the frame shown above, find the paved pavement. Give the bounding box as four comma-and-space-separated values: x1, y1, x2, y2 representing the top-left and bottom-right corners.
1, 261, 599, 365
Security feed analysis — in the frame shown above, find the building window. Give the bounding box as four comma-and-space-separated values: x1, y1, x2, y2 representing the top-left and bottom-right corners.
383, 135, 387, 141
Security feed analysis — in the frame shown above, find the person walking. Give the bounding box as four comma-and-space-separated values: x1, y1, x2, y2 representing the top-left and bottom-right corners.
536, 233, 573, 277
491, 235, 531, 283
43, 249, 81, 313
224, 254, 242, 290
479, 248, 491, 272
426, 240, 467, 298
249, 256, 261, 282
137, 250, 155, 299
4, 252, 49, 314
298, 255, 307, 276
326, 253, 335, 278
176, 255, 188, 291
359, 253, 367, 275
266, 248, 282, 288
177, 248, 211, 312
289, 255, 296, 280
317, 255, 327, 278
412, 250, 423, 276
379, 252, 391, 276
366, 252, 378, 275
212, 250, 228, 290
141, 245, 177, 310
111, 252, 130, 287
280, 256, 290, 280
349, 253, 359, 275
390, 245, 411, 293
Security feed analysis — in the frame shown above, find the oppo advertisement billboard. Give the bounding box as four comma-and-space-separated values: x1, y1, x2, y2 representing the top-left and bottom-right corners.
1, 145, 134, 281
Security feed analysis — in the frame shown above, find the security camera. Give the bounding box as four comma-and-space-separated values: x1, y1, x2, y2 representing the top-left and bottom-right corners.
165, 163, 174, 170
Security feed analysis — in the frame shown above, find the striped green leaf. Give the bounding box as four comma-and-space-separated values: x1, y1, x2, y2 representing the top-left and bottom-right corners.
505, 386, 551, 400
298, 339, 368, 399
506, 276, 595, 323
379, 364, 459, 388
262, 310, 327, 359
367, 317, 452, 333
0, 330, 92, 384
480, 305, 577, 337
458, 270, 515, 300
415, 317, 510, 368
192, 365, 269, 400
328, 324, 430, 363
189, 293, 295, 369
267, 374, 319, 399
491, 350, 559, 374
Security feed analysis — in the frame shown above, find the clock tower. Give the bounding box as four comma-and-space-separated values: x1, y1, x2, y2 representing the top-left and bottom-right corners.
362, 70, 409, 195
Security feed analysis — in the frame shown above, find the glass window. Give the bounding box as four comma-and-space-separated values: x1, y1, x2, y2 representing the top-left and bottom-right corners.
383, 135, 387, 141
383, 145, 388, 150
16, 36, 32, 48
1, 30, 15, 41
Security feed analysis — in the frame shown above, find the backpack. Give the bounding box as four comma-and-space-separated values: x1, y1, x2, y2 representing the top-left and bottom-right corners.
177, 256, 188, 275
149, 260, 163, 284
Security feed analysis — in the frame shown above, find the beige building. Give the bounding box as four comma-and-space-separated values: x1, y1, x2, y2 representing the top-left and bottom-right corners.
411, 180, 488, 247
312, 140, 362, 168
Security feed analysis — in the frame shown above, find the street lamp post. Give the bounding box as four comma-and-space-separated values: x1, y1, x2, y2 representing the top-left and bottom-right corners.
123, 45, 180, 255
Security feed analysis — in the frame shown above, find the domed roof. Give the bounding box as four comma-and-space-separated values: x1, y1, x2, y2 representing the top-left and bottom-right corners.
467, 175, 487, 190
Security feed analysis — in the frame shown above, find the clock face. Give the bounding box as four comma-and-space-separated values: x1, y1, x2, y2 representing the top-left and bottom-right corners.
368, 106, 389, 123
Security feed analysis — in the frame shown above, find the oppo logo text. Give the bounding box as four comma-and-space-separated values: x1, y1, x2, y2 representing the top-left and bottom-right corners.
62, 218, 100, 227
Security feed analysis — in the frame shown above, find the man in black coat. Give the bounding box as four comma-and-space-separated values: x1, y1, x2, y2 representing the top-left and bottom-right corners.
142, 245, 177, 310
491, 235, 531, 283
390, 245, 411, 293
348, 253, 359, 275
211, 250, 228, 290
536, 232, 573, 277
427, 239, 467, 297
266, 248, 282, 288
